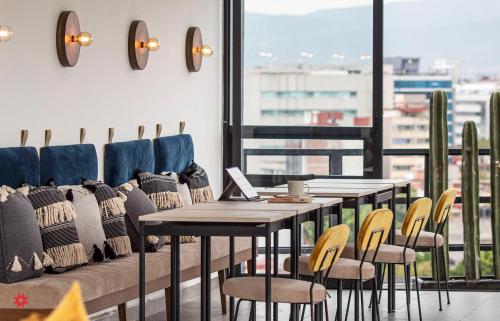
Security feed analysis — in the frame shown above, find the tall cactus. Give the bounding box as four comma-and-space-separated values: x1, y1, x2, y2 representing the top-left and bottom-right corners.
462, 121, 481, 280
429, 90, 449, 280
490, 92, 500, 278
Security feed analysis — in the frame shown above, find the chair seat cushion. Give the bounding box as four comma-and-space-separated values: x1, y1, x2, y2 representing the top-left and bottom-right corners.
223, 276, 326, 304
395, 230, 444, 248
283, 256, 375, 280
0, 236, 252, 310
341, 243, 416, 264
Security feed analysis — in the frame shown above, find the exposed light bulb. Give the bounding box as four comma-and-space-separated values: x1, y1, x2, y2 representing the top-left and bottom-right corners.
199, 44, 213, 57
0, 25, 13, 42
146, 38, 160, 52
75, 31, 93, 47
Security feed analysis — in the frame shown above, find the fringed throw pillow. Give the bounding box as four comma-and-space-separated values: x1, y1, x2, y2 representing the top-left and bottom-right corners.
83, 180, 132, 258
116, 182, 165, 252
179, 162, 214, 204
0, 186, 46, 283
162, 172, 193, 206
136, 171, 183, 209
26, 185, 88, 273
59, 186, 107, 263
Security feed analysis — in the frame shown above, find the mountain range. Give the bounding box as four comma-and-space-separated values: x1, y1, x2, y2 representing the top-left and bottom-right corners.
245, 0, 500, 77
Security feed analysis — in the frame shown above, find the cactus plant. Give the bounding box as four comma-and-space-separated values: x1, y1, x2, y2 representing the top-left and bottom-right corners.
490, 92, 500, 278
461, 121, 481, 280
429, 90, 449, 280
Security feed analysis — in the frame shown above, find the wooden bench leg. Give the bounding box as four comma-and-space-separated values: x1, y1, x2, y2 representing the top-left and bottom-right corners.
165, 288, 172, 321
218, 269, 227, 314
118, 302, 127, 321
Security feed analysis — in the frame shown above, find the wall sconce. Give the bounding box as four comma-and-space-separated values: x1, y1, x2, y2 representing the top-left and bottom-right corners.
0, 25, 13, 43
186, 27, 213, 72
56, 11, 93, 67
128, 20, 160, 70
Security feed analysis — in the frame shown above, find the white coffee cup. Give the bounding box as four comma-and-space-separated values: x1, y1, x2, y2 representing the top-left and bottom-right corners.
287, 181, 310, 197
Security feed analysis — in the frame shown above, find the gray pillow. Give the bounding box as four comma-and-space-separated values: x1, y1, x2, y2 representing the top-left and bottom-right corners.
116, 182, 165, 252
0, 186, 45, 283
83, 180, 132, 258
59, 186, 107, 262
26, 185, 88, 273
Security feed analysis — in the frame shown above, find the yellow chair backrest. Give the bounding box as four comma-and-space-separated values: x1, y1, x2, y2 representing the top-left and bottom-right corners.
22, 282, 89, 321
401, 198, 433, 237
357, 209, 393, 252
433, 188, 457, 224
308, 224, 350, 273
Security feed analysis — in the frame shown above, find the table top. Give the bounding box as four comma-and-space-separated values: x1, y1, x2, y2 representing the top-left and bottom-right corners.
178, 200, 320, 214
255, 186, 378, 198
306, 178, 412, 188
139, 208, 297, 223
276, 182, 393, 192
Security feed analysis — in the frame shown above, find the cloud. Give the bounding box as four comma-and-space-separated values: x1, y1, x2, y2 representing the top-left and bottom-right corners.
245, 0, 418, 16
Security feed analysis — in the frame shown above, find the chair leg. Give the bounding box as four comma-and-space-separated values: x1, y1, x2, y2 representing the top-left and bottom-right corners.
218, 270, 228, 314
403, 264, 411, 321
165, 288, 172, 321
434, 245, 443, 311
406, 264, 411, 304
378, 263, 386, 304
325, 299, 330, 321
345, 281, 354, 321
336, 279, 343, 321
359, 279, 365, 321
234, 299, 242, 321
310, 303, 315, 321
372, 278, 380, 321
441, 246, 451, 305
414, 262, 423, 321
118, 302, 127, 321
300, 304, 306, 321
249, 301, 256, 321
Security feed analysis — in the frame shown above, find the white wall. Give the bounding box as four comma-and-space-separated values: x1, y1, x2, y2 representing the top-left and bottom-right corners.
0, 0, 223, 192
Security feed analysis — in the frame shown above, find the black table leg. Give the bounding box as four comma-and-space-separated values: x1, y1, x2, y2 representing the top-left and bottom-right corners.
201, 236, 211, 321
171, 235, 180, 321
139, 222, 145, 321
273, 231, 279, 321
337, 203, 343, 225
388, 188, 397, 313
290, 216, 299, 321
354, 197, 361, 321
337, 279, 343, 321
315, 209, 324, 321
229, 236, 235, 321
265, 231, 272, 321
251, 236, 257, 320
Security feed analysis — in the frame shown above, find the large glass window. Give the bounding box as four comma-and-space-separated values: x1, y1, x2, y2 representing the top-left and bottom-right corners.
243, 0, 374, 127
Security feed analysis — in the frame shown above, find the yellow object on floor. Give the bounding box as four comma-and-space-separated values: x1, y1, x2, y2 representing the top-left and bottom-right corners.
22, 282, 89, 321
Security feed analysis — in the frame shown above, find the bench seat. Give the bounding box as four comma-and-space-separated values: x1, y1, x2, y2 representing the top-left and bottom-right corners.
1, 237, 252, 321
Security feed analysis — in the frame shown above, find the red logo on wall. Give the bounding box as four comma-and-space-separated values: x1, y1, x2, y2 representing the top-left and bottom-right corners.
14, 292, 28, 308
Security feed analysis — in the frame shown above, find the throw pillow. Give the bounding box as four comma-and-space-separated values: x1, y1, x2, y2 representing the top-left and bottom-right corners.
179, 162, 214, 204
58, 186, 107, 262
26, 185, 88, 273
136, 171, 183, 210
83, 180, 132, 257
0, 186, 45, 283
161, 172, 193, 206
116, 182, 165, 252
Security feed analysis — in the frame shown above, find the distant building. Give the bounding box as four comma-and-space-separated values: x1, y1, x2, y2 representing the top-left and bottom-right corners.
384, 57, 420, 75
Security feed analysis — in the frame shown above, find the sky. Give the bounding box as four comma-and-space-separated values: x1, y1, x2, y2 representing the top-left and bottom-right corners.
245, 0, 418, 15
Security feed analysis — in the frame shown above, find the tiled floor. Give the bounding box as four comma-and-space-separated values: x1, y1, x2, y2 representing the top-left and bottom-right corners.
94, 279, 500, 321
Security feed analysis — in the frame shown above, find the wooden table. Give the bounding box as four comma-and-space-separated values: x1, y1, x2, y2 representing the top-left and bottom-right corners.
176, 199, 343, 321
256, 186, 393, 321
138, 201, 340, 321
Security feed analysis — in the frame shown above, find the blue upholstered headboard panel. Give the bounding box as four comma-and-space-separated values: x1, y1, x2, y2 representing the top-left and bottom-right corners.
0, 147, 40, 187
153, 134, 194, 174
104, 139, 155, 187
40, 144, 98, 186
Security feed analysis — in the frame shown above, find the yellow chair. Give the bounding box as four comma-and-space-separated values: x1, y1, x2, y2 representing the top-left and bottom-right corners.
283, 208, 393, 321
21, 282, 89, 321
395, 189, 456, 311
223, 224, 350, 321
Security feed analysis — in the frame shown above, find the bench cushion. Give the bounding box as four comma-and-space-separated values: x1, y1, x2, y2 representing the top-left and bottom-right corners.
0, 237, 252, 310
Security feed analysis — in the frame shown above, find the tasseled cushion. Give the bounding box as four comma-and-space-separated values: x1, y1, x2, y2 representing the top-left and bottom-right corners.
136, 171, 184, 209
83, 180, 132, 258
179, 162, 214, 204
27, 185, 88, 273
116, 182, 165, 252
